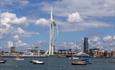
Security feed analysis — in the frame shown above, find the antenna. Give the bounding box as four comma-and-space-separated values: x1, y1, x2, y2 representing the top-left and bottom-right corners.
51, 7, 53, 21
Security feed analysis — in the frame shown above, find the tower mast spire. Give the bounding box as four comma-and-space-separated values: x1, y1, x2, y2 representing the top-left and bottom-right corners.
51, 7, 53, 21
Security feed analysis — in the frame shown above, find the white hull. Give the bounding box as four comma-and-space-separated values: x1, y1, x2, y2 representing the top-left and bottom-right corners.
31, 60, 44, 64
15, 58, 24, 61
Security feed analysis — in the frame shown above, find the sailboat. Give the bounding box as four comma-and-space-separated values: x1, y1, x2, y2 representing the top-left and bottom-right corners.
15, 54, 24, 61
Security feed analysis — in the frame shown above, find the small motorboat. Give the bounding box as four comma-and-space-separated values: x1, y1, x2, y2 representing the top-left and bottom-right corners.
72, 52, 92, 65
15, 55, 24, 61
30, 60, 44, 64
72, 57, 79, 60
15, 58, 24, 61
71, 60, 87, 65
0, 59, 7, 63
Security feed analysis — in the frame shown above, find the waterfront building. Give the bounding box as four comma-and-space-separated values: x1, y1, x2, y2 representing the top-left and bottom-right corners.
24, 47, 40, 56
0, 50, 4, 56
97, 50, 105, 57
111, 50, 115, 57
89, 48, 100, 57
10, 46, 17, 56
39, 50, 45, 55
33, 47, 39, 55
89, 48, 114, 58
10, 47, 16, 53
106, 51, 112, 57
58, 49, 70, 55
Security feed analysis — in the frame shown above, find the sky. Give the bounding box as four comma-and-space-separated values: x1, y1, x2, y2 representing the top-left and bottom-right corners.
0, 0, 115, 52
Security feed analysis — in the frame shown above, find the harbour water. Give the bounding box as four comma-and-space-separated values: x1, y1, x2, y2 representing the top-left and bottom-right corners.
0, 57, 115, 70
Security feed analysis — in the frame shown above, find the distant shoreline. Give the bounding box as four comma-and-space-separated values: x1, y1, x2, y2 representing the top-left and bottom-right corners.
1, 55, 47, 58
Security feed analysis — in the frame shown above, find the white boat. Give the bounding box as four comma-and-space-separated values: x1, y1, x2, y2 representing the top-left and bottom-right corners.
15, 58, 24, 61
71, 52, 92, 64
31, 60, 44, 64
71, 59, 87, 65
72, 57, 79, 60
15, 54, 24, 61
0, 59, 6, 63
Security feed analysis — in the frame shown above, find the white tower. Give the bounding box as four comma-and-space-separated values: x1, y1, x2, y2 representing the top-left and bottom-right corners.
48, 8, 56, 55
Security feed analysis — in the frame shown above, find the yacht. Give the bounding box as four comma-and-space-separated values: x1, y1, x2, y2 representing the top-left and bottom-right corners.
15, 58, 24, 61
30, 60, 44, 64
71, 59, 87, 65
15, 55, 24, 61
71, 52, 92, 65
0, 59, 6, 63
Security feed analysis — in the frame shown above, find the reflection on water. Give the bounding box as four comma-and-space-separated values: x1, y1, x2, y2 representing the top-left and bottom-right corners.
0, 57, 115, 70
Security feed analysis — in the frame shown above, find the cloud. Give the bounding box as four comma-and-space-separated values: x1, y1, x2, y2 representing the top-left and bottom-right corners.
57, 35, 115, 51
0, 4, 111, 33
15, 40, 27, 47
19, 0, 29, 6
60, 21, 111, 32
12, 27, 40, 38
0, 23, 13, 39
41, 0, 115, 16
7, 41, 14, 48
33, 40, 47, 47
90, 36, 101, 42
0, 25, 39, 41
36, 18, 50, 26
103, 35, 114, 42
0, 0, 29, 6
13, 35, 19, 40
0, 12, 39, 39
67, 12, 82, 23
16, 27, 25, 34
40, 1, 112, 32
89, 35, 115, 50
59, 42, 82, 51
113, 36, 115, 40
7, 40, 27, 48
0, 12, 27, 25
58, 35, 115, 51
45, 12, 111, 32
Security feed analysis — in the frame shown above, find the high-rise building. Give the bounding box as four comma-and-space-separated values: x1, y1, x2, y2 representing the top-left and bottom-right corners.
83, 37, 89, 54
